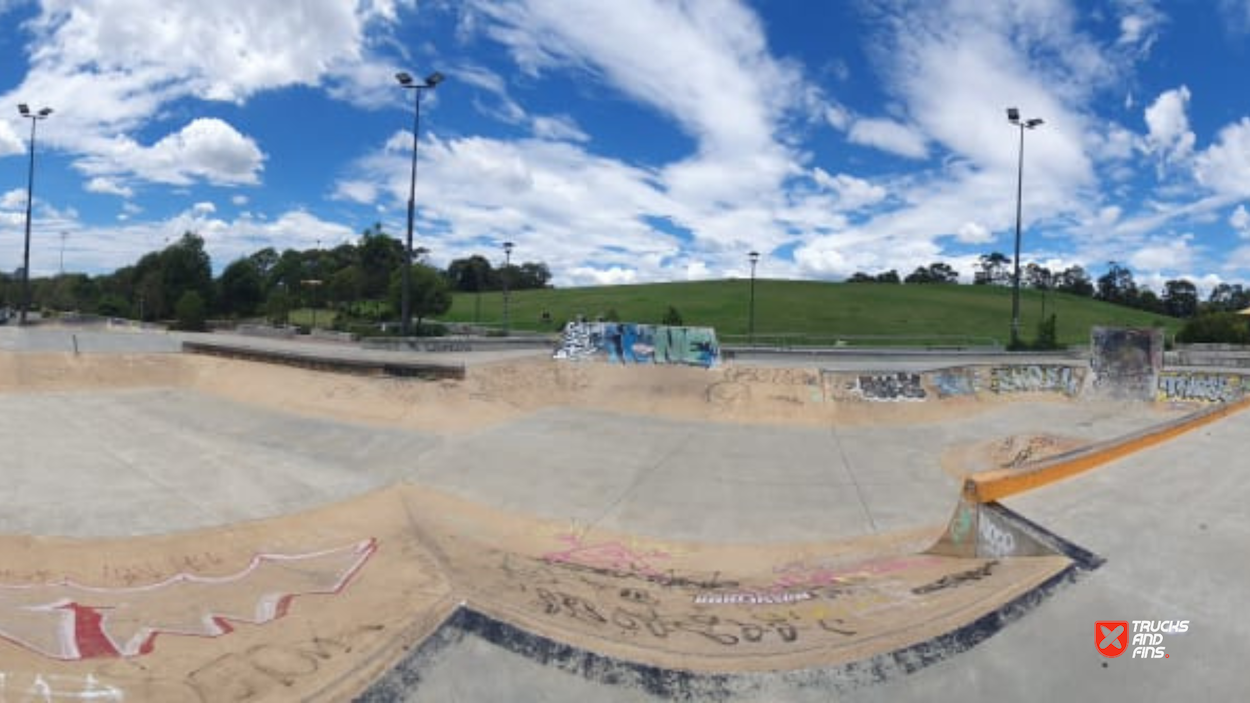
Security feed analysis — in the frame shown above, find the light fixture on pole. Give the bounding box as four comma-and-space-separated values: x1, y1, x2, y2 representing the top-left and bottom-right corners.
502, 241, 514, 336
18, 103, 53, 325
396, 70, 445, 337
1006, 107, 1043, 350
748, 250, 760, 346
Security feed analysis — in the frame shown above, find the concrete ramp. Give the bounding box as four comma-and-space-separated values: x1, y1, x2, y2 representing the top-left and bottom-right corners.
0, 485, 1076, 701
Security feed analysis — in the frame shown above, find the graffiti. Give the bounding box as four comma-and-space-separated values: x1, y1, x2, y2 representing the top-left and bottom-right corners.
0, 539, 375, 661
692, 591, 813, 606
856, 373, 926, 401
950, 503, 975, 546
1157, 372, 1244, 403
769, 555, 944, 591
422, 341, 472, 352
990, 365, 1080, 395
932, 370, 977, 398
0, 673, 123, 702
542, 538, 672, 582
911, 561, 997, 596
534, 588, 801, 646
1091, 327, 1162, 400
977, 513, 1017, 558
553, 322, 720, 367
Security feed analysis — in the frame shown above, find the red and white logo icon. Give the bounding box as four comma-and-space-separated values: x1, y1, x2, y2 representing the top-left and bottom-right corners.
1096, 621, 1130, 658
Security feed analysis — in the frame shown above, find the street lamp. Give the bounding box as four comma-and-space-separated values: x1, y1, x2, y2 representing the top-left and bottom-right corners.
502, 241, 514, 336
18, 103, 53, 325
396, 70, 445, 337
1007, 107, 1043, 350
748, 250, 760, 346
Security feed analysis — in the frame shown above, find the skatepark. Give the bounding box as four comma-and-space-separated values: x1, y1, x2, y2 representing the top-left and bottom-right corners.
1, 323, 1247, 702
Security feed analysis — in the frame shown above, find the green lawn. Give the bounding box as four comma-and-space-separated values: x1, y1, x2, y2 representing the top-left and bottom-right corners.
443, 280, 1181, 347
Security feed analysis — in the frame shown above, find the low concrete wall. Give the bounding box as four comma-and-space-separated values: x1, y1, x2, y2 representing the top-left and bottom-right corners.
182, 341, 465, 380
360, 336, 556, 353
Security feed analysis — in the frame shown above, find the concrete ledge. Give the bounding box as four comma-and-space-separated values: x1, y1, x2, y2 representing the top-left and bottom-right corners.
964, 394, 1250, 503
360, 336, 556, 352
182, 340, 465, 380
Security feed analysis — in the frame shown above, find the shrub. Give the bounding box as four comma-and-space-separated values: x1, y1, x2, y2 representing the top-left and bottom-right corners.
1176, 313, 1250, 344
174, 291, 207, 331
662, 305, 683, 326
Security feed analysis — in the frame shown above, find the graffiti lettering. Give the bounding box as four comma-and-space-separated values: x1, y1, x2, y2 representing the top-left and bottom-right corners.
856, 373, 926, 401
1157, 373, 1243, 403
0, 673, 123, 702
911, 561, 997, 595
990, 365, 1080, 395
692, 591, 813, 605
422, 341, 472, 352
932, 370, 977, 398
553, 322, 720, 367
977, 514, 1017, 558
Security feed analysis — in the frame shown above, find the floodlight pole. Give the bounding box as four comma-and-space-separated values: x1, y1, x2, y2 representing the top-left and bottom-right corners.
1007, 108, 1043, 350
748, 250, 759, 346
502, 241, 514, 336
18, 104, 53, 325
396, 71, 444, 337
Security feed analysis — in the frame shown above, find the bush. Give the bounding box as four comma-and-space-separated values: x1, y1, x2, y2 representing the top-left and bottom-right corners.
174, 291, 207, 331
662, 305, 683, 326
1177, 313, 1250, 344
1032, 314, 1061, 350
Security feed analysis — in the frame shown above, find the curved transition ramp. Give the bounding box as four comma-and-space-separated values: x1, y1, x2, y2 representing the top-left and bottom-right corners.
0, 484, 1090, 702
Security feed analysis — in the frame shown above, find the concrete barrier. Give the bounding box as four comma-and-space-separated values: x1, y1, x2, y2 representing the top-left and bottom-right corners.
182, 341, 465, 380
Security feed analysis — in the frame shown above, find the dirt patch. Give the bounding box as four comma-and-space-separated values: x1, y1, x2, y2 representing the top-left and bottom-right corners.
941, 434, 1092, 479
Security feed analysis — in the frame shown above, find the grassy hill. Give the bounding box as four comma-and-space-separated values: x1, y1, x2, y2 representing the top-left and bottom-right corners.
443, 279, 1181, 348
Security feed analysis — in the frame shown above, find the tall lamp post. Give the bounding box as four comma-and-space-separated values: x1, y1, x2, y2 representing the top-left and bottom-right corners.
18, 103, 53, 325
748, 250, 759, 346
396, 70, 444, 337
501, 241, 514, 336
1007, 107, 1043, 350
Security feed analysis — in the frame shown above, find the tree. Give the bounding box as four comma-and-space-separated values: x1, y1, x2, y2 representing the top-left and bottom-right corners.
447, 255, 496, 292
1162, 279, 1199, 318
217, 258, 264, 317
875, 269, 901, 284
161, 233, 214, 315
847, 272, 875, 283
662, 305, 683, 326
516, 262, 552, 289
1096, 262, 1138, 307
174, 290, 207, 331
1024, 262, 1054, 290
388, 264, 452, 332
905, 262, 959, 284
1207, 283, 1249, 313
1055, 265, 1094, 296
358, 224, 404, 299
976, 252, 1011, 285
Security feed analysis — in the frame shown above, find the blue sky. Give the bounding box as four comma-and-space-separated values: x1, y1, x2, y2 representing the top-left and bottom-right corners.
2, 0, 1250, 293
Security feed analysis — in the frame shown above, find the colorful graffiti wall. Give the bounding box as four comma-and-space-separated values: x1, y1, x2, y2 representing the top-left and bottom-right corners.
1156, 371, 1246, 403
554, 322, 720, 368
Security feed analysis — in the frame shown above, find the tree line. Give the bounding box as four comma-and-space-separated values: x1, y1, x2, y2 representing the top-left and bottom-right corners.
0, 223, 551, 331
848, 253, 1250, 319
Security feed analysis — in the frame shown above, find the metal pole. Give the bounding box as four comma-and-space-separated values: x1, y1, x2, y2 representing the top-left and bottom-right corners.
20, 117, 39, 325
502, 243, 513, 336
1011, 122, 1025, 349
401, 88, 421, 337
749, 259, 757, 345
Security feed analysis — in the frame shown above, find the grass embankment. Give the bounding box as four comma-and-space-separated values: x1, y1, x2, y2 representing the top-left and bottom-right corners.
440, 280, 1180, 348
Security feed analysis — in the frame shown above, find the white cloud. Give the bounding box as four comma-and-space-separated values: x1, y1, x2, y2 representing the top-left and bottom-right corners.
955, 222, 993, 244
0, 119, 22, 156
812, 169, 887, 210
1128, 233, 1196, 272
566, 265, 638, 286
192, 201, 216, 215
1218, 0, 1250, 33
85, 176, 133, 198
531, 115, 589, 143
847, 117, 927, 159
1195, 118, 1250, 197
1232, 205, 1250, 237
1143, 85, 1195, 169
77, 118, 265, 186
231, 194, 249, 207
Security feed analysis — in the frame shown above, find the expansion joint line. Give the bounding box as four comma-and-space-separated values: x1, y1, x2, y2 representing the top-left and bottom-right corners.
830, 423, 877, 532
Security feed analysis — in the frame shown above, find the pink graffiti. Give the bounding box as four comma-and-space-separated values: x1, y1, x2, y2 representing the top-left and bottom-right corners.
542, 536, 671, 581
770, 555, 945, 590
0, 539, 376, 661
